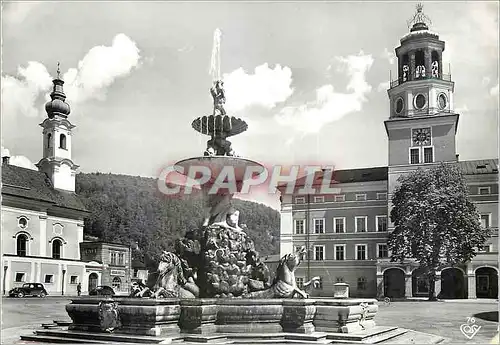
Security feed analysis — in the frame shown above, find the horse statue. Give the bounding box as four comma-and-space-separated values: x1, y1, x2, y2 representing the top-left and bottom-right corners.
152, 251, 199, 298
244, 246, 312, 299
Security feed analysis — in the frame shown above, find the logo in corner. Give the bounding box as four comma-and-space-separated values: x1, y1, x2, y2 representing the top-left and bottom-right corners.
460, 317, 481, 340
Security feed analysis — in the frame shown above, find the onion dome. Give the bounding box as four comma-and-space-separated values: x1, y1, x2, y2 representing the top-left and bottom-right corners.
45, 63, 70, 118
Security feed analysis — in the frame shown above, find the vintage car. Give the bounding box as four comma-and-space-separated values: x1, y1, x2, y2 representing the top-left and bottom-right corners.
9, 283, 48, 298
89, 285, 115, 296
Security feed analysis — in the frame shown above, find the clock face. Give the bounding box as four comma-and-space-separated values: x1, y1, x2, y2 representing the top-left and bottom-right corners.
412, 128, 431, 146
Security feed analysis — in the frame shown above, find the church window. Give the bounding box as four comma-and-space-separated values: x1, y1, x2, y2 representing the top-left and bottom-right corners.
47, 133, 52, 148
59, 134, 67, 149
296, 277, 304, 289
410, 148, 420, 164
16, 234, 28, 256
18, 217, 28, 229
52, 239, 62, 259
415, 50, 425, 79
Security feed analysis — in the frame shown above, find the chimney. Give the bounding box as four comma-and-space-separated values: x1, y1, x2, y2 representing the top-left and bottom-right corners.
2, 156, 9, 165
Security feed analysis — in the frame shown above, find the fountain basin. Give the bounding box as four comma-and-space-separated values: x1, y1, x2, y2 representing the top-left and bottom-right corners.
65, 297, 378, 337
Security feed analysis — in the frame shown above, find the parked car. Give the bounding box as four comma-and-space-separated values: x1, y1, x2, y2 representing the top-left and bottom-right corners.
9, 283, 48, 298
89, 285, 115, 296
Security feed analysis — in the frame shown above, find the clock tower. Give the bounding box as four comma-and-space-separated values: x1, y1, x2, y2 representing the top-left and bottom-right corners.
385, 4, 460, 230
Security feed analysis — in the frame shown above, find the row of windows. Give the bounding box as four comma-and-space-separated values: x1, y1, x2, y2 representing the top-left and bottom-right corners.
15, 273, 80, 284
297, 243, 389, 261
295, 276, 368, 290
295, 193, 387, 204
110, 251, 126, 266
295, 216, 388, 234
16, 234, 63, 259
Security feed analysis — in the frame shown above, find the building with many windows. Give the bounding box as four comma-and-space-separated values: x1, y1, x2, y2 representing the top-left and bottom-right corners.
279, 6, 498, 299
80, 241, 132, 295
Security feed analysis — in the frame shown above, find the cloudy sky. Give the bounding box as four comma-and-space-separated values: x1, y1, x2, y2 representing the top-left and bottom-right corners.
2, 1, 499, 209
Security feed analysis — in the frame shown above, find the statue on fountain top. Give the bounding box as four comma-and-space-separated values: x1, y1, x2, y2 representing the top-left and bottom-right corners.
210, 80, 226, 116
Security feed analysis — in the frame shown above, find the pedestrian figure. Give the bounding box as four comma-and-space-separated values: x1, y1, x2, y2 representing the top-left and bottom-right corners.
77, 283, 81, 296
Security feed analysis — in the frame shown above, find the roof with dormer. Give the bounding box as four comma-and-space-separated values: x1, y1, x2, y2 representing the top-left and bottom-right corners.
1, 163, 87, 212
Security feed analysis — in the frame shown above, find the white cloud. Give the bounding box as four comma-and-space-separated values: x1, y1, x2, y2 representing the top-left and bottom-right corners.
63, 34, 141, 104
377, 81, 390, 92
9, 156, 38, 170
490, 83, 499, 98
1, 146, 37, 170
3, 2, 42, 26
382, 48, 396, 65
222, 63, 294, 112
275, 51, 374, 134
1, 61, 52, 118
1, 34, 141, 119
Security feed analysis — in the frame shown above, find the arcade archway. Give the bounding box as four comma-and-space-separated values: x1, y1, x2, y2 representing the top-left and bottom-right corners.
440, 268, 466, 299
476, 267, 498, 299
383, 268, 405, 298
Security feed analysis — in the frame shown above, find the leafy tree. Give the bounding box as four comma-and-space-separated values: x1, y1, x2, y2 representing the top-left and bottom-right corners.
388, 163, 491, 300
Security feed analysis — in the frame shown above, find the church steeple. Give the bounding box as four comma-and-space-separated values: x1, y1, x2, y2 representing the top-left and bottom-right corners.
45, 63, 71, 119
37, 63, 79, 192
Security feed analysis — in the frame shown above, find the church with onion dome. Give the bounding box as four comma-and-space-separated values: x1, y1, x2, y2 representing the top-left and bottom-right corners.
279, 4, 498, 300
1, 67, 134, 296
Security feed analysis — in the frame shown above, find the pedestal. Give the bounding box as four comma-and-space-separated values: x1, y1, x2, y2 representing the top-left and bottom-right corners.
179, 299, 218, 334
281, 299, 316, 334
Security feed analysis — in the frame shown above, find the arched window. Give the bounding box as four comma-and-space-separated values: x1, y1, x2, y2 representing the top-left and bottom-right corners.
59, 134, 67, 149
112, 277, 121, 291
17, 234, 28, 256
52, 239, 62, 259
47, 133, 52, 148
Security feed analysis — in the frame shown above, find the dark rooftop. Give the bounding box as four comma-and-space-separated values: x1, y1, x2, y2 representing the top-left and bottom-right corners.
277, 166, 388, 191
458, 159, 499, 175
1, 163, 87, 212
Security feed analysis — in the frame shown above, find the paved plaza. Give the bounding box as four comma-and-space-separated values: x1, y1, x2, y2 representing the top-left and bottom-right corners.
1, 296, 498, 344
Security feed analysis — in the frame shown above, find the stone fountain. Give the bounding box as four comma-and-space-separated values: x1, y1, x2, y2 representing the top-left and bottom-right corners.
21, 32, 446, 345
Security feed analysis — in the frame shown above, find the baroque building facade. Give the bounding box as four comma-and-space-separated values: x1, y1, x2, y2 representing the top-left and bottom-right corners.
1, 71, 134, 295
279, 6, 498, 300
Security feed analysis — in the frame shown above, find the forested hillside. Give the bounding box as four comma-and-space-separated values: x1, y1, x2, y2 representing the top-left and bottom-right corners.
76, 172, 280, 269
